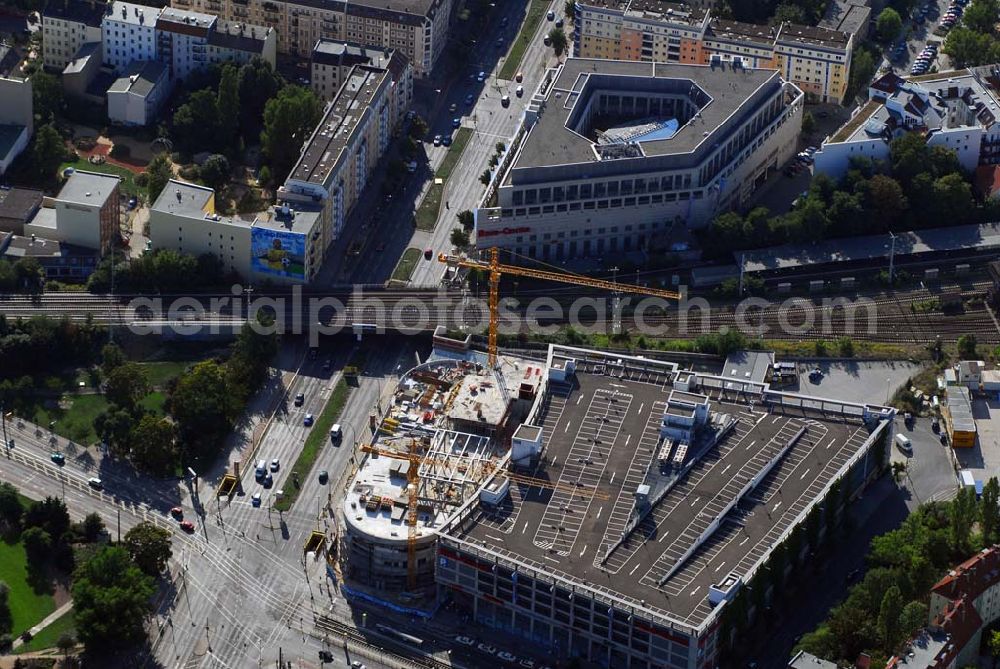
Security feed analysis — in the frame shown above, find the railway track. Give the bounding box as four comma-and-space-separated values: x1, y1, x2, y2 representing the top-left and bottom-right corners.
312, 614, 454, 669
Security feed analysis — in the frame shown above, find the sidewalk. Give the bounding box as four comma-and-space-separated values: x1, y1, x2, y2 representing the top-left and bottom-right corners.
11, 600, 74, 650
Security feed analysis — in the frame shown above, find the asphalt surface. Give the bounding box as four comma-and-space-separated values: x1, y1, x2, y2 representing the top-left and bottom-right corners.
881, 0, 956, 76
310, 0, 564, 289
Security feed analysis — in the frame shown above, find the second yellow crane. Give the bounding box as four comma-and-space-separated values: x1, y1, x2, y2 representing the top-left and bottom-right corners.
440, 247, 681, 366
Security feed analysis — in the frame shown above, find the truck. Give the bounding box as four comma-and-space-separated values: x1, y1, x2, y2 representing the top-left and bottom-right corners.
960, 469, 979, 497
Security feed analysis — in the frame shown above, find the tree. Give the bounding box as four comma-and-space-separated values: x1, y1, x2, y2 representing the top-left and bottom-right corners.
457, 210, 474, 230
128, 416, 176, 476
0, 582, 10, 636
801, 111, 816, 136
876, 8, 902, 43
30, 124, 64, 181
261, 85, 322, 184
31, 71, 63, 122
989, 629, 1000, 669
217, 64, 240, 149
103, 362, 149, 412
167, 360, 240, 461
480, 169, 491, 185
81, 512, 105, 543
950, 486, 978, 553
145, 152, 173, 204
898, 601, 928, 638
123, 522, 173, 577
877, 585, 903, 649
23, 497, 69, 542
172, 89, 222, 153
21, 526, 52, 565
56, 632, 75, 658
848, 47, 876, 100
958, 333, 978, 359
961, 0, 1000, 34
868, 175, 907, 229
450, 227, 470, 248
931, 173, 974, 225
773, 3, 806, 24
94, 406, 133, 456
200, 154, 231, 192
72, 545, 155, 653
982, 477, 1000, 545
226, 320, 278, 401
100, 343, 126, 379
943, 26, 1000, 68
0, 482, 22, 532
564, 0, 575, 19
237, 57, 284, 142
549, 28, 568, 56
408, 115, 429, 140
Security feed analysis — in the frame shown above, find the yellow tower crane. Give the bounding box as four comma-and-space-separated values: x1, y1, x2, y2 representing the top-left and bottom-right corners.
359, 441, 611, 588
439, 247, 681, 367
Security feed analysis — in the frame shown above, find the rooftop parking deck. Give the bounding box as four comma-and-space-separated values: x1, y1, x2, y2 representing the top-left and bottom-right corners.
448, 369, 878, 628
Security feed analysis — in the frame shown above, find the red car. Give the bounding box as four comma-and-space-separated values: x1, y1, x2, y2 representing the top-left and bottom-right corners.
170, 506, 183, 519
180, 520, 195, 533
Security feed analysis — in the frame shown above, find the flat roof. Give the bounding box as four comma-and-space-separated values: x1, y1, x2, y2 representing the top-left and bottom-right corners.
63, 41, 100, 75
509, 59, 782, 173
722, 350, 774, 384
156, 6, 214, 34
43, 0, 106, 27
818, 0, 870, 36
313, 39, 391, 67
0, 187, 42, 222
741, 221, 1000, 273
152, 179, 214, 217
443, 364, 879, 630
777, 22, 851, 49
288, 65, 389, 187
3, 234, 98, 259
57, 170, 119, 207
706, 19, 776, 47
288, 0, 439, 22
210, 20, 271, 52
108, 60, 166, 97
104, 1, 157, 27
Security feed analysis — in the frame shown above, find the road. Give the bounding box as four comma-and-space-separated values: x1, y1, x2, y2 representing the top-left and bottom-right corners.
880, 0, 955, 76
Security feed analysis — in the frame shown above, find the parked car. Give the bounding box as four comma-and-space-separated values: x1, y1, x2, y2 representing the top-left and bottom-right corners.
433, 134, 442, 146
499, 651, 518, 662
170, 506, 183, 519
424, 247, 434, 260
442, 135, 452, 146
555, 17, 563, 28
465, 94, 475, 105
501, 95, 510, 107
477, 70, 486, 82
455, 636, 475, 646
180, 520, 195, 532
543, 34, 552, 46
478, 643, 498, 655
452, 117, 461, 128
515, 71, 523, 82
547, 10, 555, 19
520, 661, 537, 668
516, 85, 524, 97
449, 102, 457, 113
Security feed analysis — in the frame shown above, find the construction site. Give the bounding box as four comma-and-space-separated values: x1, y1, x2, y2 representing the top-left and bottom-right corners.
333, 332, 898, 669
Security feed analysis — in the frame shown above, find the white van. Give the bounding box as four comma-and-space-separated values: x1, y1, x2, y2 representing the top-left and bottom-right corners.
255, 460, 267, 479
330, 424, 343, 443
895, 433, 912, 454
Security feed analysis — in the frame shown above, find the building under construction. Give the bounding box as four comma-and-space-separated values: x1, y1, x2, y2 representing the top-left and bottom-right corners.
338, 338, 898, 668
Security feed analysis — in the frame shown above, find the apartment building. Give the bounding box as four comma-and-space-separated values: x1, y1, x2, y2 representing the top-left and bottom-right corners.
573, 0, 852, 103
41, 0, 106, 70
23, 170, 121, 253
477, 59, 803, 260
310, 39, 411, 104
107, 60, 171, 125
815, 66, 1000, 180
156, 7, 276, 80
173, 0, 453, 77
101, 1, 159, 74
0, 76, 32, 176
277, 58, 410, 251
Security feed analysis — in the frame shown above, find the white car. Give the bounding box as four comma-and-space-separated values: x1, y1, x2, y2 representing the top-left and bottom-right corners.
88, 477, 103, 490
519, 661, 536, 668
351, 662, 366, 669
478, 643, 498, 655
270, 458, 280, 472
455, 636, 475, 645
498, 651, 517, 662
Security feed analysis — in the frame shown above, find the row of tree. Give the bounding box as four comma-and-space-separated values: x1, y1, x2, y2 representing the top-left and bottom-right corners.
0, 315, 104, 382
95, 320, 277, 472
943, 0, 1000, 67
702, 132, 981, 259
86, 248, 232, 293
797, 482, 999, 665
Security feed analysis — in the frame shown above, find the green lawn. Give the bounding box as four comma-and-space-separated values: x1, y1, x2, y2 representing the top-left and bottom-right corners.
414, 127, 474, 231
391, 248, 423, 284
141, 391, 167, 415
0, 540, 56, 638
138, 360, 193, 387
31, 394, 109, 445
13, 609, 75, 654
59, 157, 140, 197
274, 379, 352, 512
499, 0, 550, 80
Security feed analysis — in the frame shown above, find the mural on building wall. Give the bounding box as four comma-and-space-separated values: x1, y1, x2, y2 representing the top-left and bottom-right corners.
251, 227, 306, 279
